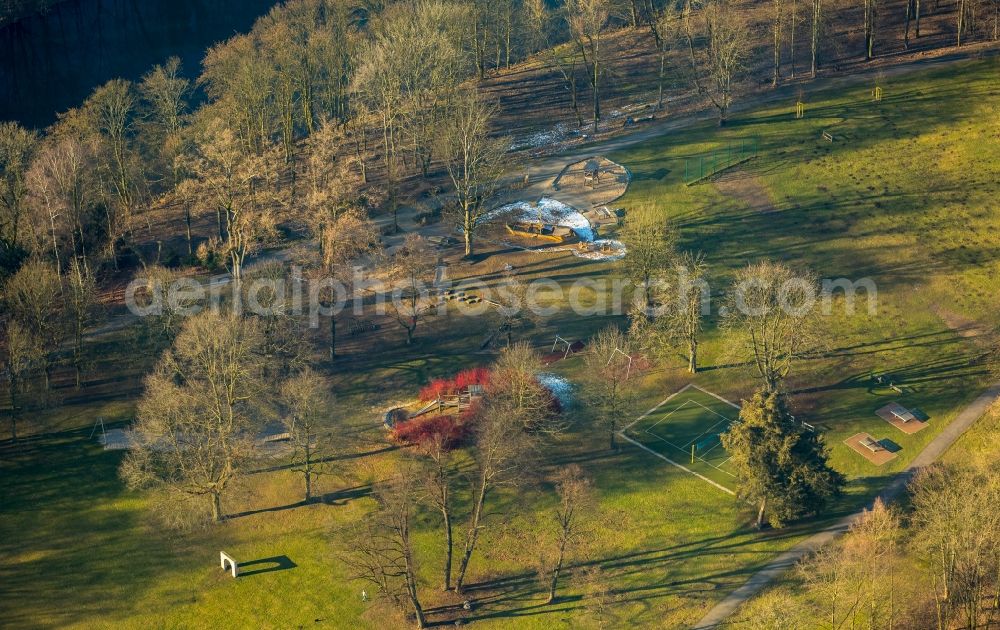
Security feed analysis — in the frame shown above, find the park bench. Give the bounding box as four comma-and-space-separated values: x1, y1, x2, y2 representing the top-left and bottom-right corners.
822, 131, 834, 142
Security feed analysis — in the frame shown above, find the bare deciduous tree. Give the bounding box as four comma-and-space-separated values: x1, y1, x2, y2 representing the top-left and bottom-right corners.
489, 268, 538, 347
582, 326, 637, 449
911, 463, 1000, 630
439, 93, 510, 259
649, 5, 680, 111
280, 367, 332, 503
4, 259, 63, 390
620, 209, 675, 314
314, 208, 381, 360
539, 42, 586, 128
86, 79, 146, 242
383, 234, 438, 345
302, 121, 362, 225
863, 0, 879, 59
201, 34, 277, 155
700, 1, 751, 125
454, 403, 536, 593
1, 320, 41, 440
735, 588, 809, 629
772, 0, 785, 85
544, 464, 594, 603
565, 0, 612, 133
65, 258, 97, 388
416, 428, 459, 590
643, 251, 709, 373
120, 310, 265, 523
674, 252, 708, 373
453, 344, 551, 592
345, 468, 428, 628
0, 122, 37, 255
721, 260, 821, 392
129, 264, 198, 348
139, 57, 194, 252
181, 120, 279, 285
811, 0, 823, 77
26, 135, 96, 275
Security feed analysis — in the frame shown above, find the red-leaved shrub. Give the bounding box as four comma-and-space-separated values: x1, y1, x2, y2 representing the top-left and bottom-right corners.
418, 367, 491, 401
453, 367, 491, 391
418, 378, 451, 402
390, 414, 469, 449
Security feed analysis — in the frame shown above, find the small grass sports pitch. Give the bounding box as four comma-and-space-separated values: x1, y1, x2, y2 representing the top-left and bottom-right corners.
621, 384, 741, 494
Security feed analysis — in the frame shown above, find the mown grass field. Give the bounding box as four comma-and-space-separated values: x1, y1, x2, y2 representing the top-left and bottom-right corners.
1, 57, 998, 629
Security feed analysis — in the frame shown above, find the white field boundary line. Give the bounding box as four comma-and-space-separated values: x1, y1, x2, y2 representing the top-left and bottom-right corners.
689, 384, 742, 411
619, 432, 736, 496
622, 383, 699, 432
644, 399, 696, 436
625, 384, 742, 482
681, 400, 735, 448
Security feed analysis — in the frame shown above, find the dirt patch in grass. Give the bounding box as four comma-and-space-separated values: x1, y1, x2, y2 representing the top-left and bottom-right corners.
713, 168, 779, 214
931, 305, 988, 341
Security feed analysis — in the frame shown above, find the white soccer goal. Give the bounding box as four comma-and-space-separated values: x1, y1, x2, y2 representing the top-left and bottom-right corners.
606, 347, 633, 380
89, 417, 107, 442
551, 335, 573, 359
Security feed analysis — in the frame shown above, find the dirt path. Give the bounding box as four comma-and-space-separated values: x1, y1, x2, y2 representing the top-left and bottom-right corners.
691, 381, 1000, 629
931, 306, 989, 341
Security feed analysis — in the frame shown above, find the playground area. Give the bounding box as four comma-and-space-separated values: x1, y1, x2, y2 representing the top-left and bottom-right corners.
489, 197, 628, 261
551, 156, 630, 210
622, 385, 741, 493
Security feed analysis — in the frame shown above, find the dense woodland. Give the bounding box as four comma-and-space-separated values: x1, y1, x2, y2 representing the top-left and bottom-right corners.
2, 0, 998, 292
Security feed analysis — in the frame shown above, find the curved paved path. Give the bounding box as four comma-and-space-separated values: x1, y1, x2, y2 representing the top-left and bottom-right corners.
692, 382, 1000, 629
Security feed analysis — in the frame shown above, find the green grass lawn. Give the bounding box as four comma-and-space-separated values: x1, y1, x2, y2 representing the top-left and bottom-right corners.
622, 384, 741, 491
609, 55, 1000, 484
2, 57, 999, 629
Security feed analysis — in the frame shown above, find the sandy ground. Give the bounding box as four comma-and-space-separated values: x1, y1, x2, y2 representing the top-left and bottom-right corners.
876, 402, 930, 434
844, 432, 899, 465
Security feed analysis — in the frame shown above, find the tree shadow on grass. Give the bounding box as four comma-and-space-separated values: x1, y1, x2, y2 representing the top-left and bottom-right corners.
237, 555, 297, 577
248, 446, 398, 475
450, 525, 807, 621
226, 484, 372, 519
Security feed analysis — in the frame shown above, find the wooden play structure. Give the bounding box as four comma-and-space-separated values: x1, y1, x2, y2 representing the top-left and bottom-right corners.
392, 385, 487, 427
506, 220, 576, 243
